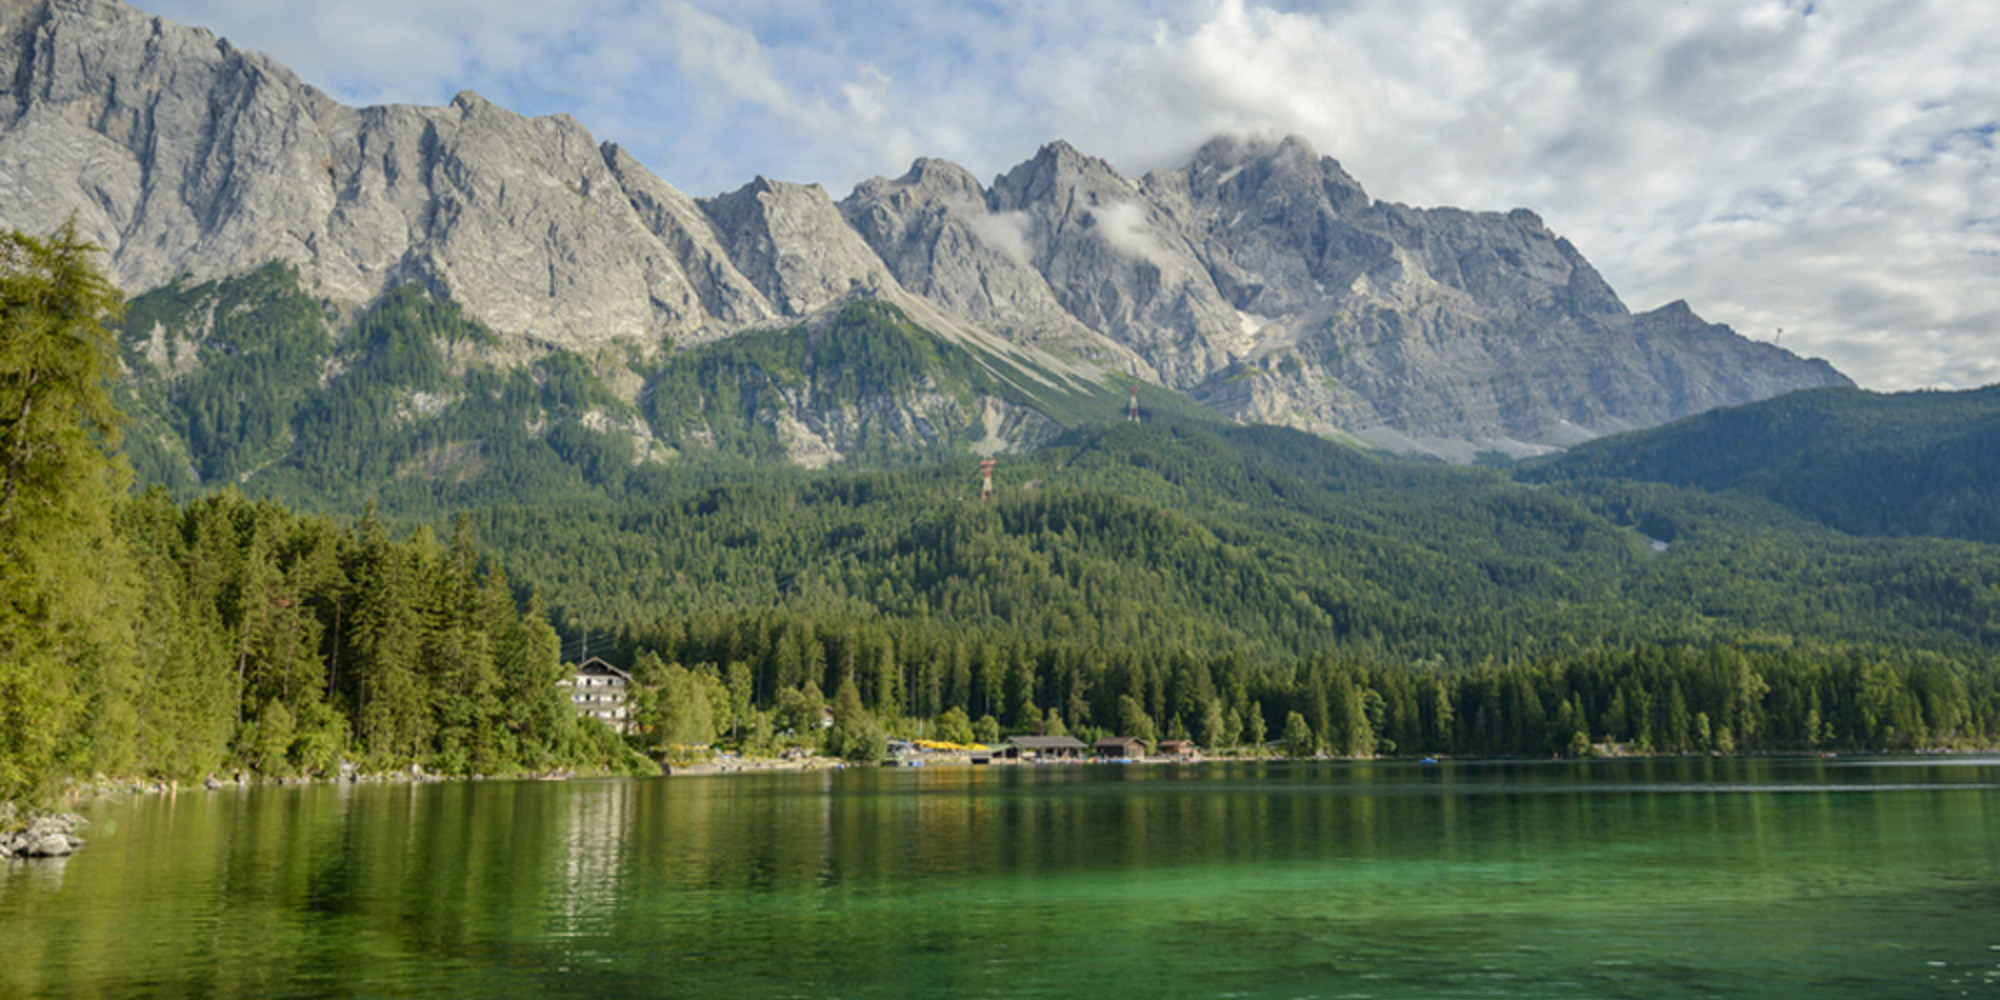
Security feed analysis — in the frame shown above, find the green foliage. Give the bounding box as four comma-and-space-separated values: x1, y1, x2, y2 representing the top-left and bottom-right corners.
1, 472, 634, 796
96, 489, 607, 780
631, 652, 722, 757
826, 677, 884, 763
116, 262, 333, 487
1281, 712, 1315, 757
505, 411, 2000, 761
480, 413, 2000, 673
640, 298, 1053, 463
117, 274, 645, 511
0, 223, 138, 804
1532, 385, 2000, 543
111, 276, 1217, 516
932, 706, 976, 745
26, 253, 2000, 787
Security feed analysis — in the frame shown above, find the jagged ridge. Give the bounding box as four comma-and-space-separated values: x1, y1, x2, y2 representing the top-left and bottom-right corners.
0, 0, 1849, 464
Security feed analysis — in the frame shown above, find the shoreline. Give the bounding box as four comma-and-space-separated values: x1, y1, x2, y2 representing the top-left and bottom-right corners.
13, 747, 1995, 859
23, 744, 1996, 806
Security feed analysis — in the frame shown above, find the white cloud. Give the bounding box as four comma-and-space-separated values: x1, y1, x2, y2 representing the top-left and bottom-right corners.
130, 0, 2000, 389
964, 206, 1035, 266
1019, 0, 2000, 390
1090, 201, 1172, 266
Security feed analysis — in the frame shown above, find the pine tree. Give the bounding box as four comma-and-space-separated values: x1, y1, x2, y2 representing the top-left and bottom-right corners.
0, 224, 139, 802
827, 677, 882, 762
1282, 711, 1316, 758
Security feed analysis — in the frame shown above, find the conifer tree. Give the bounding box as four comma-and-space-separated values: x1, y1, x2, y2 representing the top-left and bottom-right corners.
827, 677, 882, 762
0, 224, 138, 802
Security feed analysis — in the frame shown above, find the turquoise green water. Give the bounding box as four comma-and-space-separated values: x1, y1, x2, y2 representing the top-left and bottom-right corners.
5, 758, 2000, 998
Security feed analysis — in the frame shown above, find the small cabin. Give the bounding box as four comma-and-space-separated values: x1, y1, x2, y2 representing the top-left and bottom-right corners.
1002, 735, 1088, 761
563, 657, 632, 732
1094, 736, 1146, 760
1157, 740, 1199, 760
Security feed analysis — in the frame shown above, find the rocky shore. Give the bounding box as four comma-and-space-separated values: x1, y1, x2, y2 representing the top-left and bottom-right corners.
0, 805, 87, 859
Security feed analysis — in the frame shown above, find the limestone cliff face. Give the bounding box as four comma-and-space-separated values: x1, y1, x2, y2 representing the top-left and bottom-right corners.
844, 133, 1847, 454
985, 141, 1247, 385
0, 0, 725, 352
0, 0, 1851, 458
837, 156, 1156, 377
698, 176, 897, 320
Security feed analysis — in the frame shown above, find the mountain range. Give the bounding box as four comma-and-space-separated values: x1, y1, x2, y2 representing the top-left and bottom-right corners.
0, 0, 1850, 489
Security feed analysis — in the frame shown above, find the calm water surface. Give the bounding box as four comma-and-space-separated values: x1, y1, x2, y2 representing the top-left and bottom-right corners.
5, 757, 2000, 998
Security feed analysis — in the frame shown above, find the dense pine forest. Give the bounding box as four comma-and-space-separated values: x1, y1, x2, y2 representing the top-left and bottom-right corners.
6, 226, 2000, 806
1, 229, 646, 805
1531, 384, 2000, 543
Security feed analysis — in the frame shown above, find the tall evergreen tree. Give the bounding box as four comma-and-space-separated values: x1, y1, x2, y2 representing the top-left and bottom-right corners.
0, 224, 139, 802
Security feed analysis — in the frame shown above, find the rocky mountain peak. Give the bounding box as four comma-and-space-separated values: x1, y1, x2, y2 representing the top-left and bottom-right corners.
1167, 133, 1370, 221
902, 157, 985, 198
699, 174, 898, 318
0, 0, 1853, 461
990, 138, 1137, 213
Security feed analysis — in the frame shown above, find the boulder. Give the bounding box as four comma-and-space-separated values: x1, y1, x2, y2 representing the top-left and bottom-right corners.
2, 813, 87, 858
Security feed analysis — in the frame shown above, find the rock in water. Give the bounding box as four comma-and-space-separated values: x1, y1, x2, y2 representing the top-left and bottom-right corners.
3, 813, 88, 858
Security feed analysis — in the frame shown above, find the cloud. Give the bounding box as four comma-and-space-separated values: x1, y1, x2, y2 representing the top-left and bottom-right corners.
132, 0, 2000, 389
1090, 201, 1172, 266
964, 206, 1035, 266
1020, 0, 2000, 390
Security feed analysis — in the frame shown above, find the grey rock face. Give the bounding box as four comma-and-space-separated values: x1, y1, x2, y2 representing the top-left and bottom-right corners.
0, 0, 1851, 458
0, 0, 734, 352
698, 176, 897, 319
602, 142, 773, 335
1131, 134, 1849, 452
839, 157, 1153, 373
850, 131, 1846, 452
986, 141, 1246, 385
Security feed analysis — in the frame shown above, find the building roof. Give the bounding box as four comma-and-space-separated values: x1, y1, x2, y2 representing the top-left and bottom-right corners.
1005, 735, 1088, 750
575, 656, 631, 680
1095, 736, 1145, 748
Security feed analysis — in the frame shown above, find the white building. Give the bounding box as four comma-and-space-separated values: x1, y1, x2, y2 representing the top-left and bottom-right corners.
563, 657, 632, 732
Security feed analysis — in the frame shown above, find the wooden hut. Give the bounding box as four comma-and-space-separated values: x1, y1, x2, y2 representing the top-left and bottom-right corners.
1002, 735, 1088, 761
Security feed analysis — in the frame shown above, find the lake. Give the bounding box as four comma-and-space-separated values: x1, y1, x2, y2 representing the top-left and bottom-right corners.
5, 757, 1999, 998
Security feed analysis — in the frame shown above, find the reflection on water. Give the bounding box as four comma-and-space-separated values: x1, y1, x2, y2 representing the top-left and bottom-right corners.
554, 780, 632, 941
2, 758, 1998, 998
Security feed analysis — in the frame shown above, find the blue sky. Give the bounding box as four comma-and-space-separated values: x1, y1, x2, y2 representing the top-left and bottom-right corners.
138, 0, 1998, 390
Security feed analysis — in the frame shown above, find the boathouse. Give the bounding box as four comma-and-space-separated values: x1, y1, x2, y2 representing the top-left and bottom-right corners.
1094, 736, 1146, 759
1002, 735, 1088, 761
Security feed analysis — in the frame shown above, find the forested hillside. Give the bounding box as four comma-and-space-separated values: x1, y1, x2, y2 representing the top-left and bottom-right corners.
461, 416, 2000, 759
1532, 385, 2000, 543
8, 226, 2000, 809
3, 229, 644, 805
114, 275, 1140, 510
482, 418, 2000, 660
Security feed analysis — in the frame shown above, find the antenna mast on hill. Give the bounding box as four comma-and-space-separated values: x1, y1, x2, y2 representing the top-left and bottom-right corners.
979, 458, 997, 500
1127, 386, 1141, 423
